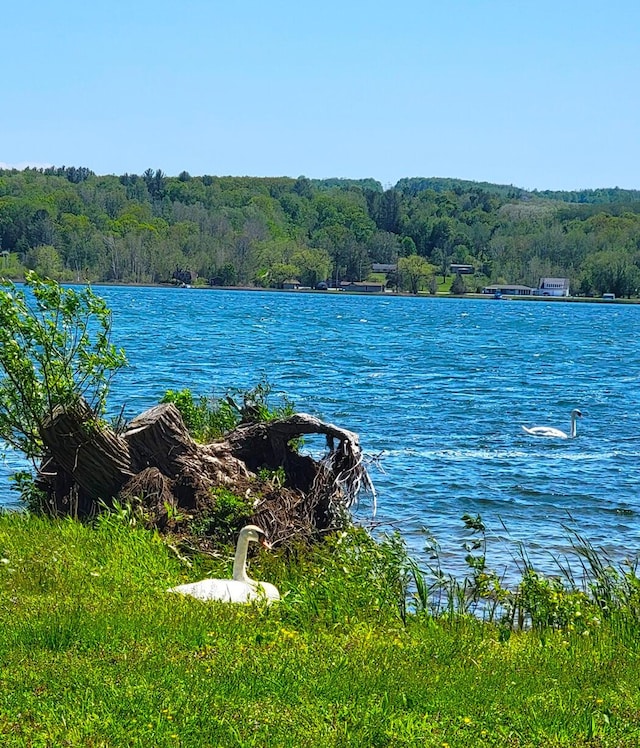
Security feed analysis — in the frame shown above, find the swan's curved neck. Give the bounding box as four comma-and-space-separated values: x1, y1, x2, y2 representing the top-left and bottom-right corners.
232, 533, 252, 582
570, 414, 578, 438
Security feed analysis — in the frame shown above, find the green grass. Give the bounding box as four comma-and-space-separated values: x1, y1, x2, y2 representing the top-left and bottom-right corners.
437, 276, 454, 294
1, 513, 640, 746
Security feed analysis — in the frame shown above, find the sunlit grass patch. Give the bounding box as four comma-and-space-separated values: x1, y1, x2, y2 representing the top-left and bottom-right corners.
2, 513, 640, 746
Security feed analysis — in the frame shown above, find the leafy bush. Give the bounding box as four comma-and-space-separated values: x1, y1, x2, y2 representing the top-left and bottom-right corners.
161, 377, 295, 442
257, 527, 414, 625
160, 388, 237, 441
0, 272, 127, 460
9, 469, 48, 514
190, 487, 255, 544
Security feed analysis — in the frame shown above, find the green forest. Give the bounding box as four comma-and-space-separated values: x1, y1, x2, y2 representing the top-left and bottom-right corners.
2, 165, 640, 297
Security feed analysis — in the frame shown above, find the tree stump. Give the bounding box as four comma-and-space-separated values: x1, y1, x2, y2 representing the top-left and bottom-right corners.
36, 402, 375, 543
40, 399, 134, 501
124, 403, 198, 476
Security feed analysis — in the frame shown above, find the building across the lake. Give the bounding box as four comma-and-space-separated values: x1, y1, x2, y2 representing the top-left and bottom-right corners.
282, 279, 301, 290
340, 281, 385, 293
371, 263, 397, 273
482, 277, 571, 298
537, 277, 570, 297
450, 264, 474, 274
482, 284, 534, 296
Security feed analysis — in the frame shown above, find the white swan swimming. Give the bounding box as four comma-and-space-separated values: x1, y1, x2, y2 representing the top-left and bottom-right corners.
521, 409, 583, 439
168, 524, 280, 603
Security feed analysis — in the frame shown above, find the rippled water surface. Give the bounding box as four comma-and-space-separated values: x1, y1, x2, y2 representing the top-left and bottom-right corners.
2, 287, 639, 577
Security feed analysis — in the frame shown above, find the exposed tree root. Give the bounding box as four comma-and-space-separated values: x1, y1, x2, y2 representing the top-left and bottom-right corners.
35, 401, 376, 546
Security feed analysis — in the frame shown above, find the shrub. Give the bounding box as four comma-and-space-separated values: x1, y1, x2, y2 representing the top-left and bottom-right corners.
161, 378, 295, 442
0, 273, 126, 458
190, 487, 255, 543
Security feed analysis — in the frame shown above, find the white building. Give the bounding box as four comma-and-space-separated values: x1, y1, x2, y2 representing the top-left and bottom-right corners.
537, 278, 570, 297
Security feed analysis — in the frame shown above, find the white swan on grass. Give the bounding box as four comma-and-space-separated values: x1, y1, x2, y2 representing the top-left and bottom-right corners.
521, 409, 583, 439
168, 525, 280, 604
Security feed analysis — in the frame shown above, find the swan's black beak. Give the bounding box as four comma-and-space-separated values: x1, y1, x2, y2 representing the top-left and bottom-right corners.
260, 537, 273, 550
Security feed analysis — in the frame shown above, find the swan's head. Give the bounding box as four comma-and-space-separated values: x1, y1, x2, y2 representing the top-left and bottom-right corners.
571, 409, 583, 419
239, 524, 271, 548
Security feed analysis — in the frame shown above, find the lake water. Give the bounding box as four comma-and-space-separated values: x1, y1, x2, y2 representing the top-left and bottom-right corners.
2, 287, 640, 579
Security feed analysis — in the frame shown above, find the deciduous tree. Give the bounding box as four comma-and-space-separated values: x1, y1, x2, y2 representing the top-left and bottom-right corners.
398, 255, 435, 294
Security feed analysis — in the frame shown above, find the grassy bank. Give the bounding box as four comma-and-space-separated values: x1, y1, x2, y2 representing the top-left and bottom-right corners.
1, 513, 640, 747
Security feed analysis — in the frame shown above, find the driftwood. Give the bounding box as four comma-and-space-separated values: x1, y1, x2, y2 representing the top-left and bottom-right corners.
35, 400, 376, 545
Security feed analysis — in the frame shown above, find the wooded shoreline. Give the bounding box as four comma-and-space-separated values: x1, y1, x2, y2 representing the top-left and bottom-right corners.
50, 280, 640, 304
2, 167, 640, 299
5, 272, 633, 304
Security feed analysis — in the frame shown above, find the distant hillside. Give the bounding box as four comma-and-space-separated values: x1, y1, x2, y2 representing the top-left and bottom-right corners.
533, 187, 640, 204
311, 177, 383, 193
1, 165, 639, 298
394, 177, 526, 200
395, 177, 640, 205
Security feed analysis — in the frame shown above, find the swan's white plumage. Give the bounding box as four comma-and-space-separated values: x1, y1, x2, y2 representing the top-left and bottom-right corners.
167, 577, 280, 603
168, 525, 280, 604
521, 409, 582, 439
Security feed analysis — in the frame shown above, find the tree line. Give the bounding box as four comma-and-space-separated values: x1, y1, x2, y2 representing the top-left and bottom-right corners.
1, 165, 640, 297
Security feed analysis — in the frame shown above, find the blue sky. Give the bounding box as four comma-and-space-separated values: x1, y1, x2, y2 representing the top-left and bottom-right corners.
2, 0, 638, 190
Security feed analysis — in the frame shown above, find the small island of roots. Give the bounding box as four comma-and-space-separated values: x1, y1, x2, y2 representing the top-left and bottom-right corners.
36, 399, 376, 546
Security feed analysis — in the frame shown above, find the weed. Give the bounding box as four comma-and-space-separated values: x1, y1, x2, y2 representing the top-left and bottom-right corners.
256, 465, 287, 488
9, 470, 48, 514
189, 487, 255, 543
160, 388, 237, 441
161, 377, 295, 443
